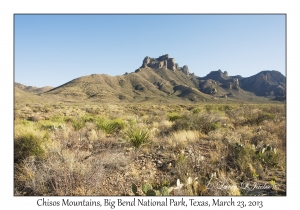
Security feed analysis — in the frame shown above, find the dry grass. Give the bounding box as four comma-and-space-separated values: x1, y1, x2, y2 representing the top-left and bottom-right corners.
14, 102, 286, 196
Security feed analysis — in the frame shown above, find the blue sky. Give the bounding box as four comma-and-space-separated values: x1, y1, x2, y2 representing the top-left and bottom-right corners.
14, 14, 286, 87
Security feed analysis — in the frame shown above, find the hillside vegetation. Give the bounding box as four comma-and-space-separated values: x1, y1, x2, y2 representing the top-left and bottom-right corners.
14, 98, 286, 196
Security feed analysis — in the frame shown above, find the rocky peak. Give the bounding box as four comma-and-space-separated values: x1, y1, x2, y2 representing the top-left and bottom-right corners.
203, 69, 229, 81
140, 54, 190, 74
181, 65, 190, 75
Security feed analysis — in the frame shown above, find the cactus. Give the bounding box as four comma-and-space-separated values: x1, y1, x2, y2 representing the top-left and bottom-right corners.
142, 183, 152, 194
132, 183, 139, 196
160, 186, 169, 196
132, 183, 158, 196
146, 190, 156, 196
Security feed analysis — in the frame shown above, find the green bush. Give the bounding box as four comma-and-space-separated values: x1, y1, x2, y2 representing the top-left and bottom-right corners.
245, 112, 275, 126
167, 112, 182, 122
72, 117, 86, 131
125, 127, 150, 147
95, 118, 125, 134
50, 114, 65, 123
38, 120, 60, 130
192, 108, 202, 114
14, 130, 47, 163
205, 104, 214, 112
226, 142, 281, 179
172, 113, 221, 134
218, 105, 234, 111
227, 143, 253, 171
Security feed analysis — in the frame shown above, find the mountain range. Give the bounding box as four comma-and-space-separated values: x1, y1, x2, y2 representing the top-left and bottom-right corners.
15, 54, 286, 103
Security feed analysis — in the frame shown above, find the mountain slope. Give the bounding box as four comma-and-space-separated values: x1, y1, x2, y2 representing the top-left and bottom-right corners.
239, 70, 286, 99
44, 67, 212, 103
15, 82, 53, 94
18, 54, 285, 103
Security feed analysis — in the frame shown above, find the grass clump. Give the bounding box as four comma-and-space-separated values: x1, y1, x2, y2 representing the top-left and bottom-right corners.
95, 118, 125, 134
246, 112, 275, 126
14, 124, 48, 163
125, 127, 150, 147
167, 112, 182, 122
72, 117, 86, 131
172, 113, 221, 134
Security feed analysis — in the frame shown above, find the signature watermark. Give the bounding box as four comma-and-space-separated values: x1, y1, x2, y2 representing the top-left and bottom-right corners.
206, 181, 276, 194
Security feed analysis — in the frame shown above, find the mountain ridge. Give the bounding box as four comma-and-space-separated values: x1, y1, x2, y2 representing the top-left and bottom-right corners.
15, 54, 286, 103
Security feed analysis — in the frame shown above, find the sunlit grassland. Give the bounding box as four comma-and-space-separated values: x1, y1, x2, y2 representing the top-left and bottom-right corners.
14, 101, 286, 196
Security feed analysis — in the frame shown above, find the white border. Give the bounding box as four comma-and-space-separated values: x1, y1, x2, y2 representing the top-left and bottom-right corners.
1, 0, 298, 209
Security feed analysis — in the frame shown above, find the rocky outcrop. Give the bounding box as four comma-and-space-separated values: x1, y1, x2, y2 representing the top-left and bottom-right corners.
167, 58, 176, 71
135, 56, 285, 101
140, 54, 189, 74
181, 65, 190, 76
202, 69, 229, 81
142, 56, 150, 68
200, 70, 240, 91
199, 79, 221, 95
225, 78, 240, 91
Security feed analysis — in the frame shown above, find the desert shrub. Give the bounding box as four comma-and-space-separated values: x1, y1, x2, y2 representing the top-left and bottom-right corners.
95, 118, 125, 134
81, 114, 95, 122
125, 127, 150, 147
167, 112, 182, 122
227, 143, 254, 172
38, 120, 61, 130
172, 113, 221, 134
246, 112, 275, 126
72, 117, 86, 131
44, 106, 51, 113
69, 115, 95, 131
19, 119, 33, 126
15, 151, 105, 195
100, 152, 128, 172
171, 130, 200, 148
218, 105, 234, 111
27, 115, 43, 122
250, 130, 280, 148
261, 104, 285, 116
63, 116, 74, 123
14, 124, 48, 163
262, 120, 286, 150
209, 122, 221, 131
225, 107, 245, 127
254, 144, 281, 168
226, 141, 282, 179
85, 107, 99, 114
32, 104, 43, 112
50, 115, 65, 123
191, 107, 202, 114
175, 153, 193, 181
205, 104, 214, 112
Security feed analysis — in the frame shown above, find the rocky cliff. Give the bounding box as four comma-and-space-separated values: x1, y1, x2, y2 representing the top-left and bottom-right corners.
139, 54, 190, 76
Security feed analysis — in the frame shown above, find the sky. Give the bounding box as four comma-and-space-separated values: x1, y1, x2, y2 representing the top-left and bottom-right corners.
14, 14, 286, 87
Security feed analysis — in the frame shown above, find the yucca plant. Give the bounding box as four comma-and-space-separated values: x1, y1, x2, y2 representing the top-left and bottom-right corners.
125, 127, 150, 147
